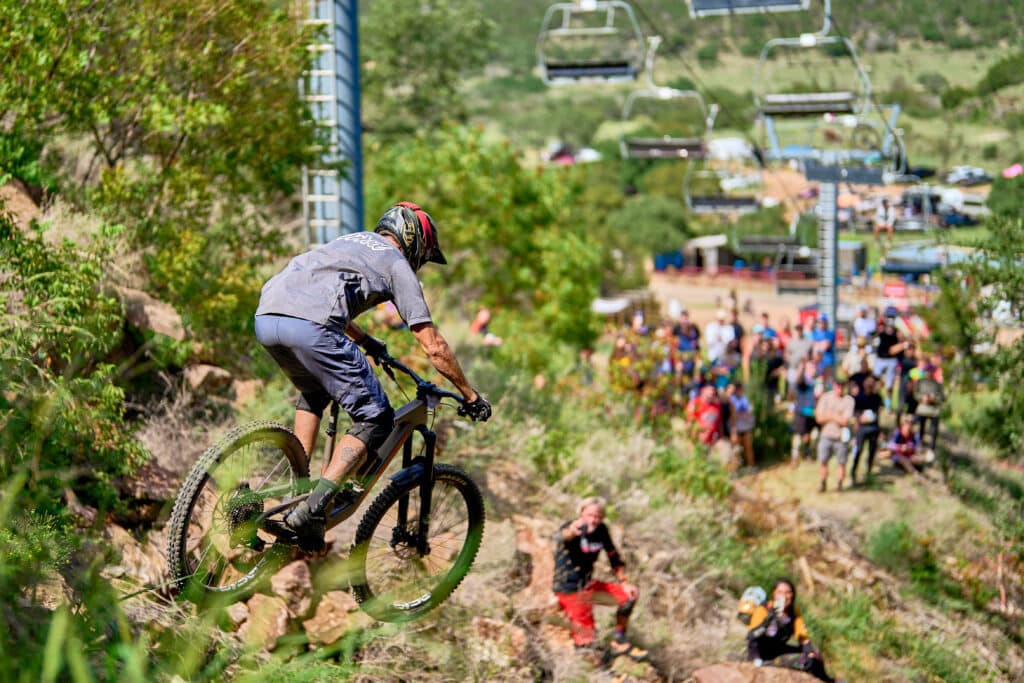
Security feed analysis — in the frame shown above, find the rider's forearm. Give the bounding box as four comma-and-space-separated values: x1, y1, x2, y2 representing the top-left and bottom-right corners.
427, 341, 476, 400
410, 323, 476, 399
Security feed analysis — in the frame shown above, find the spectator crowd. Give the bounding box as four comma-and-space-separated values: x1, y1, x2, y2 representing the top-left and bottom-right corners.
603, 296, 945, 489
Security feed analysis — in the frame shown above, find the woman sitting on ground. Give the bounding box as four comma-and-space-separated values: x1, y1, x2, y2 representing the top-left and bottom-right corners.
882, 416, 932, 475
747, 578, 834, 682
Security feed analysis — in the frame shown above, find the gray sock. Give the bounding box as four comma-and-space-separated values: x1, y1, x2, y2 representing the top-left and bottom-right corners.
306, 478, 340, 515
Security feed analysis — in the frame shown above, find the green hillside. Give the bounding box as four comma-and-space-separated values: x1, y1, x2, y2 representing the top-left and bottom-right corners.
469, 0, 1024, 169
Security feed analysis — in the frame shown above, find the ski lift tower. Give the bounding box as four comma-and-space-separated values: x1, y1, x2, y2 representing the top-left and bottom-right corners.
804, 159, 884, 325
301, 0, 363, 244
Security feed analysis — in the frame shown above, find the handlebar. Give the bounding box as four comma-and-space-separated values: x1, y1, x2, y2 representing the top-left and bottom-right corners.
373, 352, 467, 408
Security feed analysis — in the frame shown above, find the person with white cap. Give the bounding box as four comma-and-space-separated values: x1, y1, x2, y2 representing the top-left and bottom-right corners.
704, 309, 735, 363
853, 305, 876, 340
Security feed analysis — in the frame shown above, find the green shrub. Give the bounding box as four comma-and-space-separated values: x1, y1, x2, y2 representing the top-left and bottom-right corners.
651, 447, 731, 501
0, 216, 147, 514
977, 51, 1024, 95
696, 43, 718, 65
941, 85, 973, 110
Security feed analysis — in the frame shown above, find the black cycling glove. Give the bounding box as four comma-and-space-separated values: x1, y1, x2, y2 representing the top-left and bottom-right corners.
462, 392, 492, 422
360, 335, 387, 359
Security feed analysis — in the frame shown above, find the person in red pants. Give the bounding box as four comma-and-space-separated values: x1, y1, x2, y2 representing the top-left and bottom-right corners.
553, 498, 647, 662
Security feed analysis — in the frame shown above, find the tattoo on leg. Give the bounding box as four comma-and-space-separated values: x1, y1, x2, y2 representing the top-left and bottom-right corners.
337, 446, 363, 469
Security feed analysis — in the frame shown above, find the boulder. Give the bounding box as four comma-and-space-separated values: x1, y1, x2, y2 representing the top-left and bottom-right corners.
239, 594, 290, 651
692, 662, 823, 683
62, 488, 97, 528
270, 560, 313, 618
103, 523, 166, 587
119, 287, 186, 341
0, 178, 41, 229
116, 459, 181, 506
231, 378, 263, 408
303, 590, 360, 646
226, 602, 249, 629
183, 364, 233, 395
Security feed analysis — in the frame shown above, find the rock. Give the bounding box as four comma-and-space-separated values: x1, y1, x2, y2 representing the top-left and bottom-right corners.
116, 459, 181, 505
119, 287, 186, 341
303, 590, 359, 646
609, 653, 663, 682
239, 594, 290, 651
103, 523, 166, 587
227, 602, 249, 628
231, 378, 263, 408
270, 560, 313, 618
692, 662, 823, 683
0, 178, 41, 230
183, 364, 233, 395
511, 515, 558, 613
63, 488, 97, 528
21, 569, 71, 610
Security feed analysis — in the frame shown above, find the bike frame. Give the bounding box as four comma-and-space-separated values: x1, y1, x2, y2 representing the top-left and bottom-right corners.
261, 356, 458, 553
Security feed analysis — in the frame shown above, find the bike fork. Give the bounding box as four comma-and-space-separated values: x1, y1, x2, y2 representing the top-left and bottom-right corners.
395, 428, 435, 556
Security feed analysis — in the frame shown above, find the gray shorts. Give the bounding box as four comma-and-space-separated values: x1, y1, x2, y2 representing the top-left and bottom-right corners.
817, 436, 848, 465
254, 314, 391, 421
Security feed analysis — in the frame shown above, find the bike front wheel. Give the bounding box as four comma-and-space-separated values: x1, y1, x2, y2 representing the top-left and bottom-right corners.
166, 422, 309, 605
350, 464, 485, 622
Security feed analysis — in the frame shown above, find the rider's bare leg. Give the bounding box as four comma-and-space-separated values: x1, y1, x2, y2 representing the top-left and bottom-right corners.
322, 433, 367, 482
294, 409, 320, 460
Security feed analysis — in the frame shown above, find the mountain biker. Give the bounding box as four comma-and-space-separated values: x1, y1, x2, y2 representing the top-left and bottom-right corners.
253, 202, 492, 547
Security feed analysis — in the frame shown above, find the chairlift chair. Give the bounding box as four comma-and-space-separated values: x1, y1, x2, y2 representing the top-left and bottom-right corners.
688, 0, 810, 18
536, 0, 646, 85
681, 105, 762, 215
619, 37, 708, 160
748, 1, 903, 172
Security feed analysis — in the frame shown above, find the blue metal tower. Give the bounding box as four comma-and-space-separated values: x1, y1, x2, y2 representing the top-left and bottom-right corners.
301, 0, 363, 244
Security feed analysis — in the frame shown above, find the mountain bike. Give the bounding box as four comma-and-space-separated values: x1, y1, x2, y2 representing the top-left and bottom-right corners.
166, 353, 485, 622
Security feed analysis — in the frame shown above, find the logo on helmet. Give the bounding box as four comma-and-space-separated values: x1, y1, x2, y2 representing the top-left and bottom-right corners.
401, 217, 417, 249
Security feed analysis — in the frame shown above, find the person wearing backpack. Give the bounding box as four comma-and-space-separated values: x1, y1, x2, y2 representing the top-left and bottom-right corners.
747, 579, 835, 682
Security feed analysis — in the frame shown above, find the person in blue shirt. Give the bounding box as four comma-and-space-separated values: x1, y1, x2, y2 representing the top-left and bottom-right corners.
811, 316, 835, 369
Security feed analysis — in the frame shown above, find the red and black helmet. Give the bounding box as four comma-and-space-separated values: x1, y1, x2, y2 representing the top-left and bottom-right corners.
374, 201, 447, 272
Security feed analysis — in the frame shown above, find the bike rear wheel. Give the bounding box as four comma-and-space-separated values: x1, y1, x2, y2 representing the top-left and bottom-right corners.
350, 464, 484, 622
166, 422, 308, 605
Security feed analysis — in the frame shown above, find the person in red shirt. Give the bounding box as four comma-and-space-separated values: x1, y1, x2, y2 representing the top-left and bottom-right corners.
687, 383, 723, 448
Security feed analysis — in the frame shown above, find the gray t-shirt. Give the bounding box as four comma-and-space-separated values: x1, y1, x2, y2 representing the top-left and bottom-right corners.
785, 336, 813, 370
256, 232, 432, 329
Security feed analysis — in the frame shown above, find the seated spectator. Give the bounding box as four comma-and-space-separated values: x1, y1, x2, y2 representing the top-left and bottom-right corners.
553, 498, 646, 663
687, 383, 723, 451
747, 579, 835, 682
849, 375, 883, 485
882, 417, 932, 475
729, 382, 756, 469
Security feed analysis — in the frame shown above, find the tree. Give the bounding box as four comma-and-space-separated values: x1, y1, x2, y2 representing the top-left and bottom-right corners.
929, 217, 1024, 459
361, 0, 494, 135
365, 126, 602, 359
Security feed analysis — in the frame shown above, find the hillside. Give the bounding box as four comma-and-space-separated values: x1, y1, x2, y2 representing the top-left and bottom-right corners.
470, 1, 1024, 170
3, 2, 1024, 681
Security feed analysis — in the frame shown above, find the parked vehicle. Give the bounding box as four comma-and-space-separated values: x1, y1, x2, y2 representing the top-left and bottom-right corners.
945, 166, 993, 186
